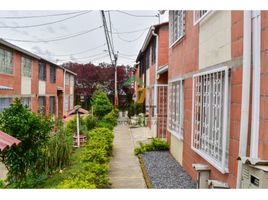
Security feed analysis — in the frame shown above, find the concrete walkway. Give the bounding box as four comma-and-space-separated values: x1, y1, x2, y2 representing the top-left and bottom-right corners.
109, 122, 146, 188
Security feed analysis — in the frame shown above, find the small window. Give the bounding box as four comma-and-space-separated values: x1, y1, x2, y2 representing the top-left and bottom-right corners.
193, 10, 209, 25
21, 97, 31, 108
0, 48, 13, 74
64, 95, 68, 112
38, 96, 46, 115
0, 98, 12, 112
22, 57, 32, 77
50, 65, 56, 83
167, 79, 184, 139
70, 75, 74, 87
170, 10, 185, 46
65, 74, 70, 85
39, 62, 46, 81
151, 38, 156, 65
191, 67, 229, 173
49, 96, 55, 115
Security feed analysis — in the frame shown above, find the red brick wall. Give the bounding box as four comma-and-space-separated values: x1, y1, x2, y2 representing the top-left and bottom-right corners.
158, 26, 169, 68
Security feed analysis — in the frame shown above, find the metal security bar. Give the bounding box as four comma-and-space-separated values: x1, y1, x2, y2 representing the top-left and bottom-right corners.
157, 84, 168, 138
193, 10, 210, 25
191, 66, 229, 173
167, 79, 184, 139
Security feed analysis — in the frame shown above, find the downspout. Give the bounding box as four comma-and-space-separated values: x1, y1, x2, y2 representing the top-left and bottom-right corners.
236, 11, 252, 188
63, 69, 66, 116
152, 27, 158, 128
250, 10, 261, 159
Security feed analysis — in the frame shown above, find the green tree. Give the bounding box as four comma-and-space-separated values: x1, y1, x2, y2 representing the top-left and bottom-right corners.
91, 90, 113, 119
0, 98, 53, 185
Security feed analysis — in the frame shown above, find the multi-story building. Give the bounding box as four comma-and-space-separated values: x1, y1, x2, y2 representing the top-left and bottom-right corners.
134, 22, 169, 138
0, 39, 76, 118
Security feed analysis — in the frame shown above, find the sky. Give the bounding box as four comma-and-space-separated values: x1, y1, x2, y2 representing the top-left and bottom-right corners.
0, 10, 168, 66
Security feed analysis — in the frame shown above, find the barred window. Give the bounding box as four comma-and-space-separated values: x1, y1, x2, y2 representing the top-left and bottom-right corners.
70, 95, 74, 110
0, 98, 12, 112
0, 48, 13, 74
64, 95, 68, 112
65, 73, 70, 85
167, 79, 184, 139
170, 10, 185, 45
194, 10, 209, 25
191, 67, 229, 173
39, 62, 46, 81
21, 97, 31, 108
22, 57, 32, 77
50, 65, 56, 83
70, 75, 74, 87
38, 96, 46, 116
49, 96, 55, 115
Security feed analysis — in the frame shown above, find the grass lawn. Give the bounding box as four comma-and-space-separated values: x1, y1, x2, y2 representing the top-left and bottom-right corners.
38, 147, 84, 188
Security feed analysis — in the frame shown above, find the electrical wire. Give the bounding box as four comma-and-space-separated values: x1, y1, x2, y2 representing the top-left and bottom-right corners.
0, 11, 89, 19
113, 10, 158, 18
107, 11, 115, 53
115, 28, 147, 42
57, 52, 107, 61
0, 11, 92, 28
108, 26, 150, 34
59, 54, 109, 63
3, 25, 103, 43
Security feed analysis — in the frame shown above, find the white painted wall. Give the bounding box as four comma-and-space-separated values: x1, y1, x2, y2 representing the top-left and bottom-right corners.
21, 77, 31, 95
38, 81, 46, 95
199, 11, 231, 69
170, 134, 183, 165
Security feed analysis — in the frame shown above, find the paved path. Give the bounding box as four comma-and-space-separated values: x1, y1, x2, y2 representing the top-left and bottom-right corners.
109, 122, 146, 188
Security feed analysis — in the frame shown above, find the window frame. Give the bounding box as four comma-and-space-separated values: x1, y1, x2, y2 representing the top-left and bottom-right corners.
21, 97, 31, 108
0, 97, 12, 112
49, 96, 56, 115
193, 10, 211, 25
38, 96, 46, 115
21, 56, 32, 77
65, 73, 70, 85
167, 78, 184, 140
169, 10, 186, 48
191, 66, 230, 174
0, 47, 13, 75
39, 62, 46, 81
50, 65, 56, 83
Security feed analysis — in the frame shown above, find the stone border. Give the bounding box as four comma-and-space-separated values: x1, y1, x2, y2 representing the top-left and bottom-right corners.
137, 155, 152, 189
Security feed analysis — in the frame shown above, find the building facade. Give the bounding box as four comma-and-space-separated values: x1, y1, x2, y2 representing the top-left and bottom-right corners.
0, 39, 76, 118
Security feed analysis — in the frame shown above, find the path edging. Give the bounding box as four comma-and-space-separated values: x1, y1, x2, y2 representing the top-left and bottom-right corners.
137, 155, 152, 189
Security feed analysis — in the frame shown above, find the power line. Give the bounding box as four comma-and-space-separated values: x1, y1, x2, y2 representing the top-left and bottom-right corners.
107, 11, 115, 53
0, 11, 89, 19
56, 52, 107, 61
108, 26, 150, 34
113, 10, 158, 18
0, 11, 92, 28
3, 25, 103, 43
115, 28, 147, 42
59, 54, 109, 63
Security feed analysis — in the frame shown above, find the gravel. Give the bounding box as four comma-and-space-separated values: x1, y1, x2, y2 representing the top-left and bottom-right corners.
141, 151, 197, 189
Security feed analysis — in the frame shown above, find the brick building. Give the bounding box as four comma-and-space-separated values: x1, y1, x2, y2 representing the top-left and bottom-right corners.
0, 39, 76, 118
134, 22, 169, 138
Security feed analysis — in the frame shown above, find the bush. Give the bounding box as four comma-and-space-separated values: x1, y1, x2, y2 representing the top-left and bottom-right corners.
66, 115, 87, 135
102, 110, 117, 127
0, 98, 54, 185
128, 102, 144, 118
84, 114, 97, 130
91, 90, 113, 119
134, 138, 169, 155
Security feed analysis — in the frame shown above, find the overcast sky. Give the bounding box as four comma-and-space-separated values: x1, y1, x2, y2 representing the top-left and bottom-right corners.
0, 10, 168, 66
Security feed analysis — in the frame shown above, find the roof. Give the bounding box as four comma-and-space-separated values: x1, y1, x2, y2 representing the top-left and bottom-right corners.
0, 38, 76, 76
67, 106, 89, 116
0, 85, 13, 90
136, 22, 169, 62
0, 130, 21, 151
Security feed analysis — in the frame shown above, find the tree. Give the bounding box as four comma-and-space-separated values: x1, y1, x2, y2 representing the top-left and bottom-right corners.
91, 90, 113, 119
0, 98, 53, 184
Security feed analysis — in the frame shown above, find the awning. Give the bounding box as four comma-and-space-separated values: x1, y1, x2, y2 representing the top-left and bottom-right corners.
57, 87, 64, 91
157, 64, 168, 75
0, 130, 21, 151
67, 106, 89, 116
0, 85, 13, 90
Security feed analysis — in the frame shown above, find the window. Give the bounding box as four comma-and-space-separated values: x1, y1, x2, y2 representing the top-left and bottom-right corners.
38, 96, 46, 115
70, 95, 74, 110
151, 38, 156, 64
65, 73, 70, 85
64, 95, 68, 112
0, 48, 13, 74
170, 11, 185, 46
21, 57, 32, 77
21, 97, 31, 108
50, 65, 56, 83
49, 96, 55, 115
0, 98, 12, 112
70, 75, 74, 87
167, 79, 184, 139
191, 67, 229, 173
193, 10, 209, 25
145, 49, 150, 69
39, 62, 46, 81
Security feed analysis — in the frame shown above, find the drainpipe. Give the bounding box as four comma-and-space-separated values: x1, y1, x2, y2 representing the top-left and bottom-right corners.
63, 69, 66, 116
152, 26, 158, 133
236, 11, 252, 188
250, 10, 261, 159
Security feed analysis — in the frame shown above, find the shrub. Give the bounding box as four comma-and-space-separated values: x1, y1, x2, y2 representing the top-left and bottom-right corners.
84, 114, 97, 130
91, 90, 113, 119
128, 102, 144, 118
0, 98, 53, 185
66, 115, 87, 135
102, 110, 117, 127
134, 138, 169, 155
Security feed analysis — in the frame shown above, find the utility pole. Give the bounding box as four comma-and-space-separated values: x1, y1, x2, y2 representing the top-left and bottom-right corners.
114, 52, 118, 107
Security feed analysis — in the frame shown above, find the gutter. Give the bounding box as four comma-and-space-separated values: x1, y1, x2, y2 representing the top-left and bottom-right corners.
152, 27, 158, 120
236, 11, 252, 188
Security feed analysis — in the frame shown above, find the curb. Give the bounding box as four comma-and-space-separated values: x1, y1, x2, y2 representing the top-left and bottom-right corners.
137, 155, 152, 189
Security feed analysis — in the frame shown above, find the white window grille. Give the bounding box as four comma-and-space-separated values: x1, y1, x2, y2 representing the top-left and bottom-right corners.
70, 75, 74, 87
21, 97, 31, 108
193, 10, 210, 25
64, 95, 69, 112
191, 66, 229, 173
70, 95, 74, 110
167, 79, 184, 139
65, 74, 70, 85
22, 57, 32, 77
0, 48, 13, 74
0, 98, 12, 112
170, 10, 186, 46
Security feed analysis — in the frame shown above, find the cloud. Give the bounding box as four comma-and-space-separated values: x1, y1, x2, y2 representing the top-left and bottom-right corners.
31, 46, 54, 60
46, 26, 55, 34
59, 25, 68, 31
